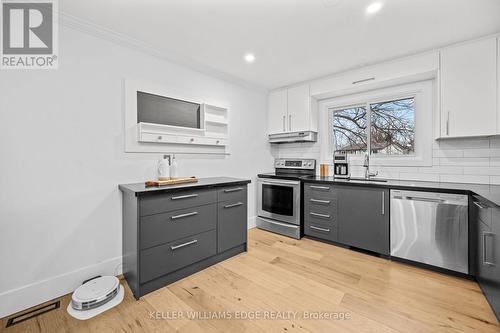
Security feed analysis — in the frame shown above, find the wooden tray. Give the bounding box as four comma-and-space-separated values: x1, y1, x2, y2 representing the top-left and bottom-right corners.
145, 176, 198, 187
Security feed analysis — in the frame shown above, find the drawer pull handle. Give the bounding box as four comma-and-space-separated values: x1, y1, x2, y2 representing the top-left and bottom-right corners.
171, 194, 198, 200
170, 211, 198, 220
310, 225, 330, 232
310, 198, 331, 204
170, 239, 198, 251
224, 188, 243, 193
224, 202, 244, 209
310, 212, 331, 219
483, 232, 495, 266
310, 185, 330, 191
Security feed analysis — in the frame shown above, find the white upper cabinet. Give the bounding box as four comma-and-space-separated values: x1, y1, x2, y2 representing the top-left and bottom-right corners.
310, 52, 439, 98
287, 84, 311, 132
268, 83, 316, 135
440, 37, 498, 138
268, 88, 288, 134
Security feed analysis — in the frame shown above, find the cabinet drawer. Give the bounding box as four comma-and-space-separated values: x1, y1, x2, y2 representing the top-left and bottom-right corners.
304, 183, 337, 198
218, 185, 247, 203
304, 222, 337, 242
140, 189, 217, 216
140, 204, 216, 250
218, 200, 248, 253
305, 208, 336, 225
305, 196, 337, 211
140, 230, 216, 283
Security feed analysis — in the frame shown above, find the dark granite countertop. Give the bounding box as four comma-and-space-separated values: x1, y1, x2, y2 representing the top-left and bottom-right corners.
119, 177, 251, 196
302, 176, 500, 207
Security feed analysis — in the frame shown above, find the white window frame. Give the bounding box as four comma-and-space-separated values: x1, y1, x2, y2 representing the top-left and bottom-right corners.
319, 80, 434, 167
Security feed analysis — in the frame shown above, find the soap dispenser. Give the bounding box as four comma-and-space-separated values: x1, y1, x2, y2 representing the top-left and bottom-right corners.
157, 155, 171, 181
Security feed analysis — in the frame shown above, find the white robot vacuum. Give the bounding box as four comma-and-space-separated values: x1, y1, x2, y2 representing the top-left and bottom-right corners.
67, 276, 124, 320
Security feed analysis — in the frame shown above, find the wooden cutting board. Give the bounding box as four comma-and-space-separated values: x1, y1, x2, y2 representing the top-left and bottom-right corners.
145, 176, 198, 187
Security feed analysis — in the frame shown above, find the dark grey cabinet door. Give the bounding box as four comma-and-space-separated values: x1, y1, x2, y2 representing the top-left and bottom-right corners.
217, 200, 247, 253
476, 207, 500, 320
338, 186, 389, 255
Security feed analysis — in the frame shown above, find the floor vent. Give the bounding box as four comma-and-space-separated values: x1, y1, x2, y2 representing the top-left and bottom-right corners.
6, 300, 60, 328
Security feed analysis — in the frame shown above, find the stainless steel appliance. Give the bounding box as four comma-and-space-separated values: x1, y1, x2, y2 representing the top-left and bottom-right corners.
333, 154, 349, 178
268, 131, 317, 143
257, 158, 316, 239
390, 190, 469, 274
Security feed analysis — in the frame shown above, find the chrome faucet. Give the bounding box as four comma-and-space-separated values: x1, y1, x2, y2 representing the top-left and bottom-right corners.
363, 154, 378, 180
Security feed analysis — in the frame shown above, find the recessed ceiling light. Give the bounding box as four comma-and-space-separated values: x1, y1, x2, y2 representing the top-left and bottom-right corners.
244, 53, 256, 63
366, 2, 383, 15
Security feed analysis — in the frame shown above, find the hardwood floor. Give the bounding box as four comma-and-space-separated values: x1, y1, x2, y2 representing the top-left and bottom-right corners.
2, 228, 499, 333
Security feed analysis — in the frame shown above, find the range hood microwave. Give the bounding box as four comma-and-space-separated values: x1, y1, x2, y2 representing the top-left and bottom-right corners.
268, 131, 317, 143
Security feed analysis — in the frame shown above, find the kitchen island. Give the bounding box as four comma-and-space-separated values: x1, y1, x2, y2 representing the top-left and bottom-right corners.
119, 177, 251, 299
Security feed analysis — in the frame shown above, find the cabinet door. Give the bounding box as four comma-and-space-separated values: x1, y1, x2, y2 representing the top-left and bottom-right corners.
287, 84, 310, 132
217, 199, 247, 253
440, 38, 497, 137
477, 220, 496, 281
338, 186, 389, 255
268, 89, 287, 134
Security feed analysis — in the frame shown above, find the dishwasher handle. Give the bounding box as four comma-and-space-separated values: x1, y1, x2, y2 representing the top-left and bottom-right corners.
391, 191, 468, 206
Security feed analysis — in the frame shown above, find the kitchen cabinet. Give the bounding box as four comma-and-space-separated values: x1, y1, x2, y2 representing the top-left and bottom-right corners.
303, 183, 338, 242
337, 186, 390, 255
310, 52, 439, 98
287, 84, 311, 132
120, 180, 249, 299
472, 198, 500, 320
268, 89, 287, 134
440, 37, 497, 138
267, 83, 317, 135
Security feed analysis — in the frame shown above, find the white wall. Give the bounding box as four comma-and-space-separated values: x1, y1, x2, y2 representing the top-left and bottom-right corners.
0, 25, 273, 317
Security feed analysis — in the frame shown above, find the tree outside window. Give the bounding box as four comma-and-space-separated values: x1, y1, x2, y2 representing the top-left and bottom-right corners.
333, 97, 415, 156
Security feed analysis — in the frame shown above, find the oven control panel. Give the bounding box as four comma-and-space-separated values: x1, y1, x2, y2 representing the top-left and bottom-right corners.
274, 158, 316, 170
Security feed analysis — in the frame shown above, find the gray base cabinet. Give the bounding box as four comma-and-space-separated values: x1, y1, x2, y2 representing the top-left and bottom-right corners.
304, 183, 338, 242
472, 197, 500, 320
338, 186, 389, 255
303, 182, 389, 256
121, 183, 248, 299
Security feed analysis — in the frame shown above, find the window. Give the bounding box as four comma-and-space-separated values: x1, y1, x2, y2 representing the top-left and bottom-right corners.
320, 80, 433, 167
333, 97, 415, 156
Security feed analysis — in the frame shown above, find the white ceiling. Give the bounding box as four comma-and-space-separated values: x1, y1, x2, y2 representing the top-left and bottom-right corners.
61, 0, 500, 90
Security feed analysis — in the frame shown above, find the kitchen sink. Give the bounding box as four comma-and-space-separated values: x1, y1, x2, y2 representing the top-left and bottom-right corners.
347, 177, 388, 183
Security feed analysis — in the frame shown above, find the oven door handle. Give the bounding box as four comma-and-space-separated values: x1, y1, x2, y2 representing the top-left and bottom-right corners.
259, 179, 300, 186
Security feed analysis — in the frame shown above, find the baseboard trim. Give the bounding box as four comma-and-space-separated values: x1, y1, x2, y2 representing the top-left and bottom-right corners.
248, 215, 257, 229
1, 216, 257, 318
0, 256, 122, 318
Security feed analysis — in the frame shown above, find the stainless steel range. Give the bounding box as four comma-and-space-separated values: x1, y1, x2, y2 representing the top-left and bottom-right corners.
257, 158, 316, 239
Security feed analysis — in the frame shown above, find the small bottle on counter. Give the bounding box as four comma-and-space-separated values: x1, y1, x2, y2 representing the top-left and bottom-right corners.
170, 154, 178, 179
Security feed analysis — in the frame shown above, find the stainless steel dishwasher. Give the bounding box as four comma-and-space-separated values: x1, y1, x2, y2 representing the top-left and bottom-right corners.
390, 190, 469, 274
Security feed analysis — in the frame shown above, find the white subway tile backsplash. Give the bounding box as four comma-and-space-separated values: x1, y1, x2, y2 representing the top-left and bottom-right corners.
418, 166, 463, 174
463, 149, 491, 158
399, 172, 440, 182
439, 157, 489, 167
439, 174, 490, 184
463, 167, 500, 176
433, 149, 463, 158
436, 137, 490, 150
273, 136, 500, 185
